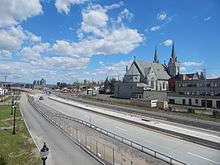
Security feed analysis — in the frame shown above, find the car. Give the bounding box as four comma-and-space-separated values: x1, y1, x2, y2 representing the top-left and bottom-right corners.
39, 96, 44, 100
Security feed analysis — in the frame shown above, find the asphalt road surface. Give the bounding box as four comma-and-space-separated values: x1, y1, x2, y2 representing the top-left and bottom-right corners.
20, 93, 101, 165
38, 94, 220, 165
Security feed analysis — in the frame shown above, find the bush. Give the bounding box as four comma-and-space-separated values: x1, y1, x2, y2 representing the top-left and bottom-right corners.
0, 155, 7, 165
187, 108, 195, 113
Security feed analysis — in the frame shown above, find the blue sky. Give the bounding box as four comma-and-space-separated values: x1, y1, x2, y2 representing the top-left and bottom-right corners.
0, 0, 219, 84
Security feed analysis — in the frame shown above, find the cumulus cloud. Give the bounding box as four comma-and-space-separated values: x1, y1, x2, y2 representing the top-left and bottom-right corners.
21, 43, 50, 61
157, 11, 167, 21
0, 0, 43, 27
80, 5, 109, 36
161, 39, 173, 47
96, 60, 132, 79
2, 2, 143, 83
55, 0, 88, 14
0, 26, 26, 51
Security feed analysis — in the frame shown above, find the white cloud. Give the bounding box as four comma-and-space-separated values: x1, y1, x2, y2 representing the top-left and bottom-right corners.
157, 11, 167, 21
98, 61, 104, 65
104, 1, 124, 10
0, 26, 26, 51
26, 31, 42, 42
1, 2, 143, 83
0, 26, 43, 60
182, 61, 203, 67
0, 0, 43, 27
0, 50, 12, 60
161, 39, 173, 47
80, 5, 109, 37
181, 61, 204, 74
117, 8, 134, 23
149, 25, 160, 32
207, 73, 220, 79
54, 27, 143, 57
21, 43, 50, 61
55, 0, 88, 14
17, 26, 142, 81
204, 16, 212, 22
96, 60, 132, 79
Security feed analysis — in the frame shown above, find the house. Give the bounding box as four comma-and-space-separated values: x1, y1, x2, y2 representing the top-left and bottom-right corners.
0, 88, 4, 95
0, 87, 7, 95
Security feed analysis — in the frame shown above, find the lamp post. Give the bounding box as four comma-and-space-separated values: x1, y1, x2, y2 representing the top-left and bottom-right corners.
12, 105, 16, 135
40, 142, 49, 165
11, 96, 15, 115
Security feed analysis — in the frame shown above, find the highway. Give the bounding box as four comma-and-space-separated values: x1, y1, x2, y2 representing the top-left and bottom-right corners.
38, 94, 220, 165
20, 94, 101, 165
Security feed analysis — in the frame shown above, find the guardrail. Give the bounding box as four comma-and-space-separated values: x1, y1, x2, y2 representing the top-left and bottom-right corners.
55, 114, 186, 165
28, 95, 187, 165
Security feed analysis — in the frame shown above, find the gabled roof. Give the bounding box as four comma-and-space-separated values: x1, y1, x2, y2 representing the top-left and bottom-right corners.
126, 60, 170, 80
125, 62, 140, 75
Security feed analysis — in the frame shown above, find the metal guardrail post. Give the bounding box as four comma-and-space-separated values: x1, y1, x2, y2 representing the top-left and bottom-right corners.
112, 147, 115, 165
96, 141, 98, 156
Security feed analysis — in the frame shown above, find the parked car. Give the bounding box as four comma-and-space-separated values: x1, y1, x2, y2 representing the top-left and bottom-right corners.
39, 96, 44, 100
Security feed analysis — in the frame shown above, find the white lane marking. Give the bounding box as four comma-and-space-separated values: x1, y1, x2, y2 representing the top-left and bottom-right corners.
188, 152, 220, 164
115, 126, 127, 132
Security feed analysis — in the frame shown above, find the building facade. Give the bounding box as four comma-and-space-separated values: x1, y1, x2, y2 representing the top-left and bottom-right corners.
175, 78, 220, 96
168, 78, 220, 109
114, 46, 174, 99
168, 72, 203, 91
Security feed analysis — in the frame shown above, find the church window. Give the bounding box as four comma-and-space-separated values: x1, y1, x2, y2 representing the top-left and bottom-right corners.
163, 82, 166, 89
151, 81, 154, 88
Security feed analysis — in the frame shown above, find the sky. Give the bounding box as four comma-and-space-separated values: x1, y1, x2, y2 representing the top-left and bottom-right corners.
0, 0, 219, 84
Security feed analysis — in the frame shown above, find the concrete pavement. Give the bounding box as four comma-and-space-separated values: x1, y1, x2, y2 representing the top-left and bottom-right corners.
49, 96, 220, 145
20, 93, 101, 165
40, 94, 220, 165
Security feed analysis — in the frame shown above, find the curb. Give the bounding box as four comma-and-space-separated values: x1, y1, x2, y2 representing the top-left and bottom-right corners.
49, 96, 220, 151
28, 96, 106, 165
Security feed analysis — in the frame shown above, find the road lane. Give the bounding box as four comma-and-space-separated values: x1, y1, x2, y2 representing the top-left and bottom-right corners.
20, 94, 101, 165
41, 94, 220, 165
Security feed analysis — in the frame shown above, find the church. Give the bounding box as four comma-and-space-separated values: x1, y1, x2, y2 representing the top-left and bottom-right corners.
114, 43, 180, 99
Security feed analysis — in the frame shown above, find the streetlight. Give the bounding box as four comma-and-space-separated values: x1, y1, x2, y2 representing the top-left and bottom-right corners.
11, 96, 15, 115
40, 142, 49, 165
12, 105, 16, 135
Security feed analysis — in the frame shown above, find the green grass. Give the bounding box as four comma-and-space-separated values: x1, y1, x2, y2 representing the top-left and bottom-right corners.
0, 104, 41, 165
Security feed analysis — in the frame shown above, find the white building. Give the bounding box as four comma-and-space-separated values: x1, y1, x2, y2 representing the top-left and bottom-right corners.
0, 87, 7, 95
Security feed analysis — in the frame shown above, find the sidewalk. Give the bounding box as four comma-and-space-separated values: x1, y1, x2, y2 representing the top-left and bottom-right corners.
49, 96, 220, 150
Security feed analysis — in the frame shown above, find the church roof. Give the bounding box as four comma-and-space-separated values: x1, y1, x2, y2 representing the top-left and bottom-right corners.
126, 60, 170, 80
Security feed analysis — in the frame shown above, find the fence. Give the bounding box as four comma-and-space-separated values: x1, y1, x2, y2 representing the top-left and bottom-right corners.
27, 95, 187, 165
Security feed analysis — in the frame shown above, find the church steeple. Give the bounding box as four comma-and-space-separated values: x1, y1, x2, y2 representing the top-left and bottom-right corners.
153, 47, 159, 63
167, 41, 180, 77
171, 42, 176, 60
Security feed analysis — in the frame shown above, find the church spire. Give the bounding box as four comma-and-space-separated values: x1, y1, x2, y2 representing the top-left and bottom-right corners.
153, 46, 159, 63
171, 41, 176, 59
